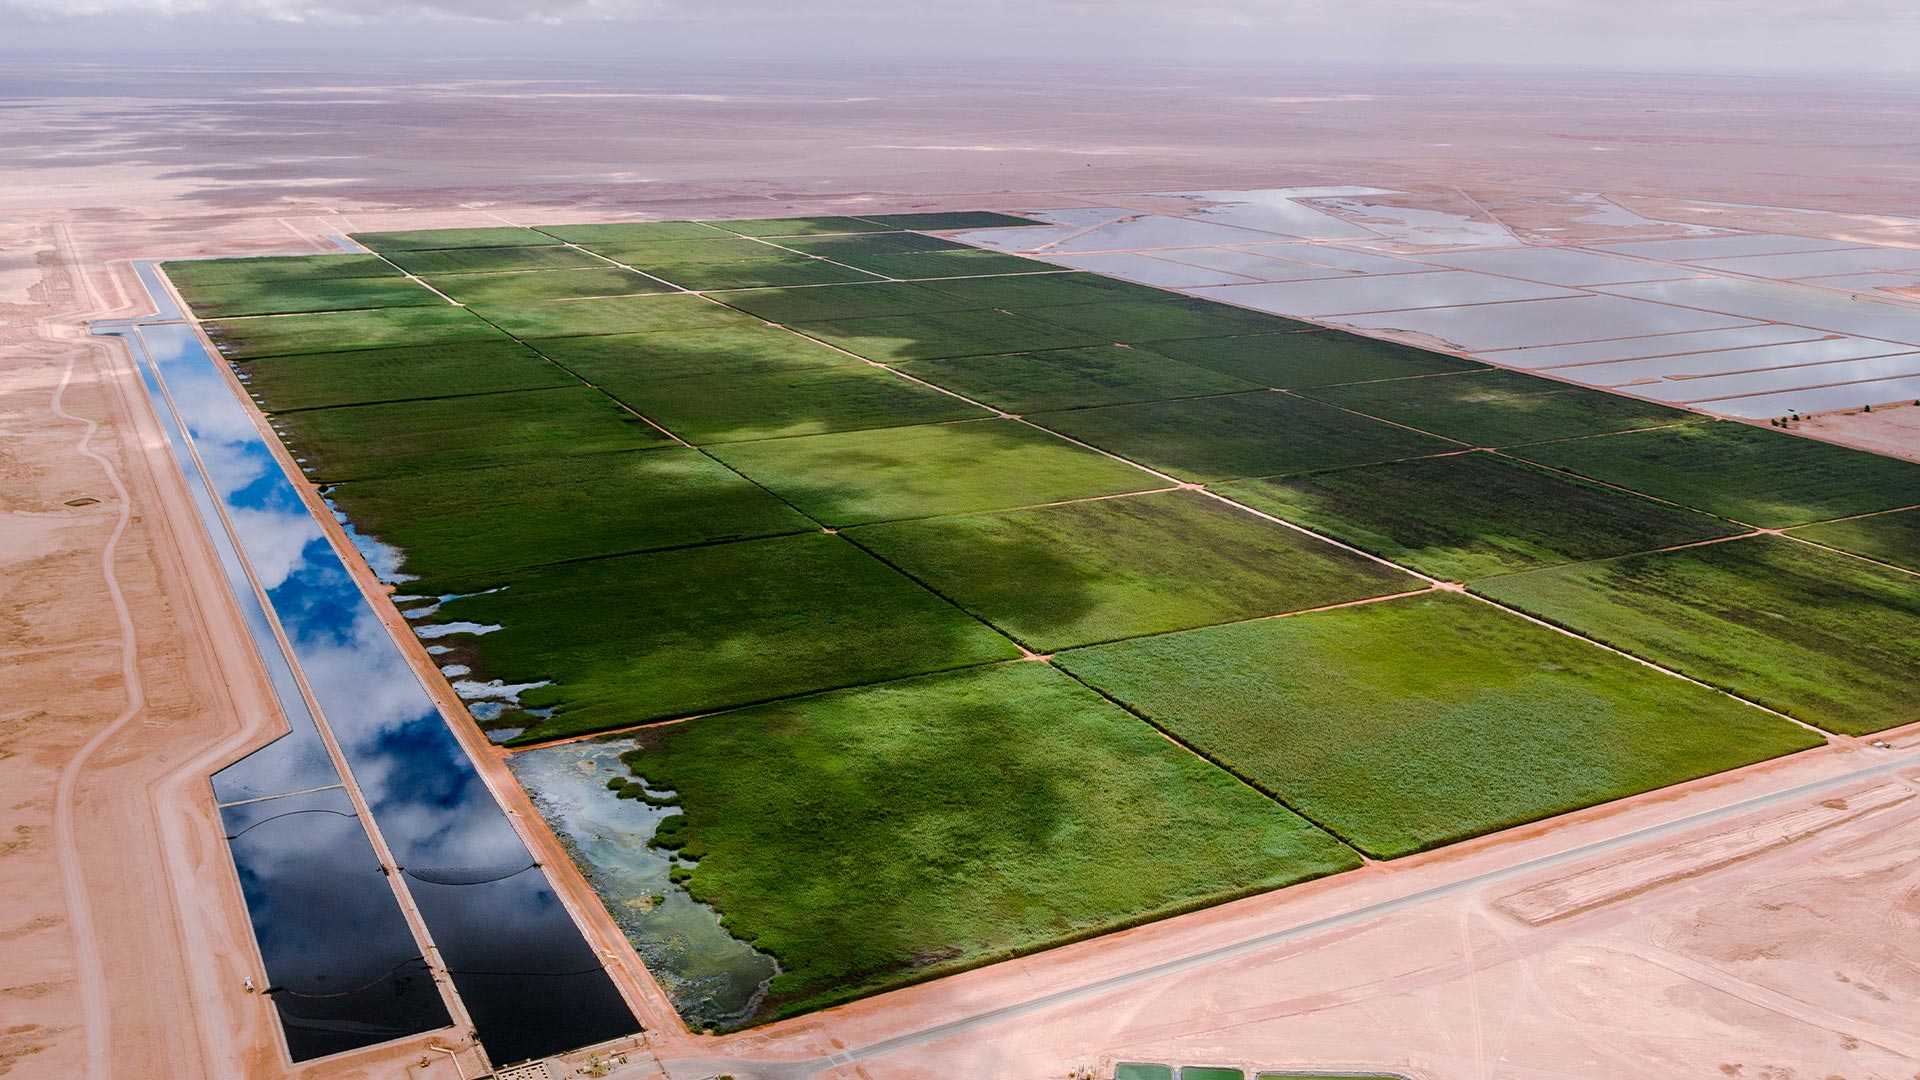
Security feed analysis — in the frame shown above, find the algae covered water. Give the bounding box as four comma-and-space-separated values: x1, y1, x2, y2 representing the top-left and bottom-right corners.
510, 739, 779, 1029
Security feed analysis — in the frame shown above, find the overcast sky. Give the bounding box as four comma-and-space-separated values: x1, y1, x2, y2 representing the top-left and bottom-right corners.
5, 0, 1918, 75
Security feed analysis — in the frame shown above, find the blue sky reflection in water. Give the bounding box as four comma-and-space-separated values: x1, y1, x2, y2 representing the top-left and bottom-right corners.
133, 319, 639, 1066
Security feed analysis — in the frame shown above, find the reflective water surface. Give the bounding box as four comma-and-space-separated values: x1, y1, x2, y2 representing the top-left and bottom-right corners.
106, 280, 640, 1066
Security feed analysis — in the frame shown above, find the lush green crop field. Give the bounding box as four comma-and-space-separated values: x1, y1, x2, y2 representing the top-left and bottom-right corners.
713, 281, 971, 324
584, 360, 989, 444
326, 448, 813, 581
170, 276, 444, 318
780, 233, 1051, 278
1178, 1069, 1243, 1080
791, 308, 1106, 363
271, 386, 669, 482
1034, 391, 1460, 483
535, 221, 727, 244
202, 306, 508, 359
592, 237, 884, 290
1020, 298, 1311, 342
433, 532, 1021, 740
702, 216, 893, 237
352, 227, 563, 251
1791, 508, 1920, 573
1115, 1066, 1173, 1080
922, 271, 1167, 309
1216, 452, 1743, 581
1513, 421, 1920, 528
615, 662, 1359, 1019
1475, 536, 1920, 735
856, 211, 1044, 230
1057, 592, 1819, 858
848, 491, 1417, 650
164, 254, 399, 287
1143, 331, 1483, 387
235, 341, 575, 412
383, 245, 608, 275
424, 266, 670, 305
1303, 370, 1696, 447
897, 345, 1260, 413
710, 419, 1161, 524
531, 322, 847, 380
466, 294, 752, 339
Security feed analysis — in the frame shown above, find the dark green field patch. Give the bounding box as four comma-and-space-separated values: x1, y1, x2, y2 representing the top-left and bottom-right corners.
1513, 421, 1920, 528
531, 322, 851, 381
616, 662, 1358, 1020
702, 216, 893, 237
163, 254, 399, 288
1034, 392, 1461, 484
1303, 369, 1697, 448
1790, 508, 1920, 573
203, 306, 508, 359
1144, 330, 1483, 387
1216, 452, 1743, 581
466, 293, 751, 339
173, 275, 444, 318
235, 340, 574, 412
1475, 536, 1920, 736
352, 227, 562, 251
535, 221, 726, 244
571, 354, 988, 444
898, 345, 1261, 413
780, 233, 1050, 278
848, 490, 1418, 650
922, 271, 1168, 309
383, 245, 609, 276
270, 386, 669, 482
856, 211, 1044, 230
710, 419, 1162, 525
325, 448, 813, 581
588, 236, 883, 290
1057, 592, 1820, 859
1020, 298, 1311, 343
792, 308, 1105, 364
425, 267, 671, 305
714, 281, 969, 324
432, 532, 1021, 740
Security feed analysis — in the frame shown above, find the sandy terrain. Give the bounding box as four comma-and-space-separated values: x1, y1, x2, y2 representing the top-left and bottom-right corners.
4, 57, 1919, 1079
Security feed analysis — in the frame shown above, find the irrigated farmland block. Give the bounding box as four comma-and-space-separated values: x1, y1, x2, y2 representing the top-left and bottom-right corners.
1303, 369, 1697, 447
352, 227, 563, 251
170, 276, 444, 318
203, 306, 508, 359
898, 345, 1261, 413
236, 340, 575, 412
1057, 592, 1820, 858
1143, 330, 1483, 387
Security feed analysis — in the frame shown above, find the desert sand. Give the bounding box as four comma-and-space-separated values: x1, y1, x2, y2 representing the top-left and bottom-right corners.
4, 57, 1918, 1078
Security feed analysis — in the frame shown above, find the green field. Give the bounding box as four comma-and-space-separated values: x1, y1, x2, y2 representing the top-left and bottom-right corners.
1790, 508, 1920, 573
855, 211, 1043, 230
714, 281, 972, 323
535, 221, 727, 244
616, 663, 1360, 1018
710, 419, 1161, 525
1057, 592, 1820, 858
701, 215, 893, 237
1020, 297, 1310, 343
898, 345, 1261, 413
1475, 536, 1920, 736
792, 307, 1106, 363
352, 226, 562, 251
1034, 392, 1461, 483
466, 293, 751, 338
1142, 330, 1484, 387
382, 244, 609, 275
168, 275, 444, 318
1303, 370, 1696, 447
1216, 452, 1743, 581
921, 271, 1166, 309
164, 253, 399, 288
781, 232, 1052, 278
589, 236, 884, 290
1512, 421, 1920, 527
432, 532, 1021, 740
325, 449, 813, 581
234, 341, 575, 412
847, 491, 1418, 650
424, 266, 670, 304
203, 305, 507, 359
585, 359, 989, 443
271, 386, 668, 481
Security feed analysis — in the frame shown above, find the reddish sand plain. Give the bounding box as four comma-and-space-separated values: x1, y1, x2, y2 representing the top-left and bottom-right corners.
4, 58, 1918, 1079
